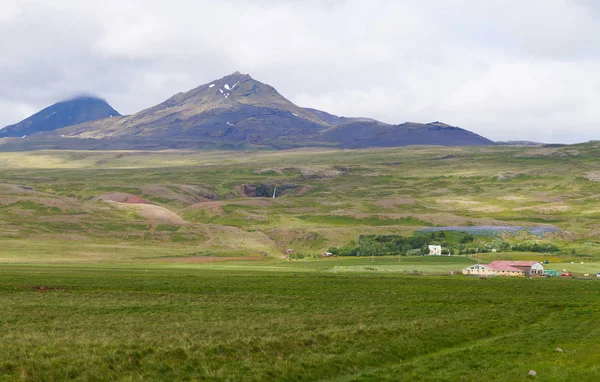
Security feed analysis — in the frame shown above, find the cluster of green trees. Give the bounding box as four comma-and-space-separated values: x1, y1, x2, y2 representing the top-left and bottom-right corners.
328, 233, 450, 257
327, 231, 560, 257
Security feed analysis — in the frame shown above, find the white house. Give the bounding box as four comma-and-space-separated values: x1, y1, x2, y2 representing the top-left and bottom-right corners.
428, 245, 442, 256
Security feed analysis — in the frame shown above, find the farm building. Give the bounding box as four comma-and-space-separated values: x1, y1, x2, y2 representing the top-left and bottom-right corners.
428, 245, 442, 256
462, 260, 544, 277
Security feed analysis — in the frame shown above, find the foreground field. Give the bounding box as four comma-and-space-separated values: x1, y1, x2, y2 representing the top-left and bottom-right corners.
1, 264, 599, 381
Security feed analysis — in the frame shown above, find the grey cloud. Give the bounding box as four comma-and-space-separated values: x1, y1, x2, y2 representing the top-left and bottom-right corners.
0, 0, 599, 143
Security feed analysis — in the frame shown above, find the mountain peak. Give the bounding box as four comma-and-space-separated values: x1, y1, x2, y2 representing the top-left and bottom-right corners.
33, 72, 494, 149
0, 96, 120, 138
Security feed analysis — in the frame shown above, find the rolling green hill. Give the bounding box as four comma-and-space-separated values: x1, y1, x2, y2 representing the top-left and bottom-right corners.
1, 143, 600, 262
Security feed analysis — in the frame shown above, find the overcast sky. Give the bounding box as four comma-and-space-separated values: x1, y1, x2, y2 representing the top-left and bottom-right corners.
1, 0, 599, 143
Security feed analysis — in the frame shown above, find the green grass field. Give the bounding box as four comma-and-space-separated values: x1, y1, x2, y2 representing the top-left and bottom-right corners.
2, 144, 600, 380
1, 263, 599, 381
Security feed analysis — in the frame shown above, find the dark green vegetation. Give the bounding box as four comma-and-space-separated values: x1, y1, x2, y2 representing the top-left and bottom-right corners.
1, 265, 599, 381
330, 232, 561, 257
2, 143, 600, 262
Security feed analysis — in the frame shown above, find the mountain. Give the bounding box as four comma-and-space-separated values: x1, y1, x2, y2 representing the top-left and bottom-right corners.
15, 72, 494, 150
55, 72, 328, 146
496, 141, 543, 146
0, 96, 120, 138
322, 121, 494, 148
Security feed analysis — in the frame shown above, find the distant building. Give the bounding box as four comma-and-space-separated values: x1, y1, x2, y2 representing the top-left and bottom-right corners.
463, 260, 544, 277
428, 245, 442, 256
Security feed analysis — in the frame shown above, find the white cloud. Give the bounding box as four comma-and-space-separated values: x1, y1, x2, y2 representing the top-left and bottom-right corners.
0, 0, 599, 143
0, 0, 21, 23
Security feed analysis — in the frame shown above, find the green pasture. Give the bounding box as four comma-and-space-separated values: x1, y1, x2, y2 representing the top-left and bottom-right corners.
1, 264, 599, 381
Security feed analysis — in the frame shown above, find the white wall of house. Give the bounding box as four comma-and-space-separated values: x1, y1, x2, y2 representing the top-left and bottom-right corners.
428, 245, 442, 255
530, 262, 544, 274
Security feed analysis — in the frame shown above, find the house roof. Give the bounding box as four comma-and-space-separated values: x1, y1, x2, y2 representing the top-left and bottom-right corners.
485, 264, 524, 272
489, 260, 539, 267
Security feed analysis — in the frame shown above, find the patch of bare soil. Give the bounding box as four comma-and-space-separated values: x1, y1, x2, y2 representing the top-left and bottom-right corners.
514, 204, 570, 213
319, 201, 345, 206
108, 201, 186, 225
498, 195, 525, 201
497, 172, 525, 181
585, 172, 600, 183
295, 166, 343, 180
97, 193, 153, 205
375, 197, 417, 208
253, 168, 284, 175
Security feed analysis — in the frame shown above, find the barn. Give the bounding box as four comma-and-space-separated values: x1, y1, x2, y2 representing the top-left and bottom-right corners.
462, 260, 544, 277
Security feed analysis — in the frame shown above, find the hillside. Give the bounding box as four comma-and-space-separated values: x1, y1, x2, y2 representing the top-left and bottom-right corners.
0, 96, 120, 138
1, 143, 599, 262
26, 72, 496, 150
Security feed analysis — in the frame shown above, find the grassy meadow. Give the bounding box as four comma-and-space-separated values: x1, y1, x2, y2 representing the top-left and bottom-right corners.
2, 144, 600, 380
1, 264, 600, 381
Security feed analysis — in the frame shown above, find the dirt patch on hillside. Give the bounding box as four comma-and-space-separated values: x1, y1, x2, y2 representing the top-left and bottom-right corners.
97, 193, 153, 205
253, 168, 284, 175
585, 172, 600, 183
320, 201, 345, 206
514, 204, 570, 213
497, 172, 525, 181
108, 201, 186, 225
498, 195, 525, 201
375, 197, 417, 208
